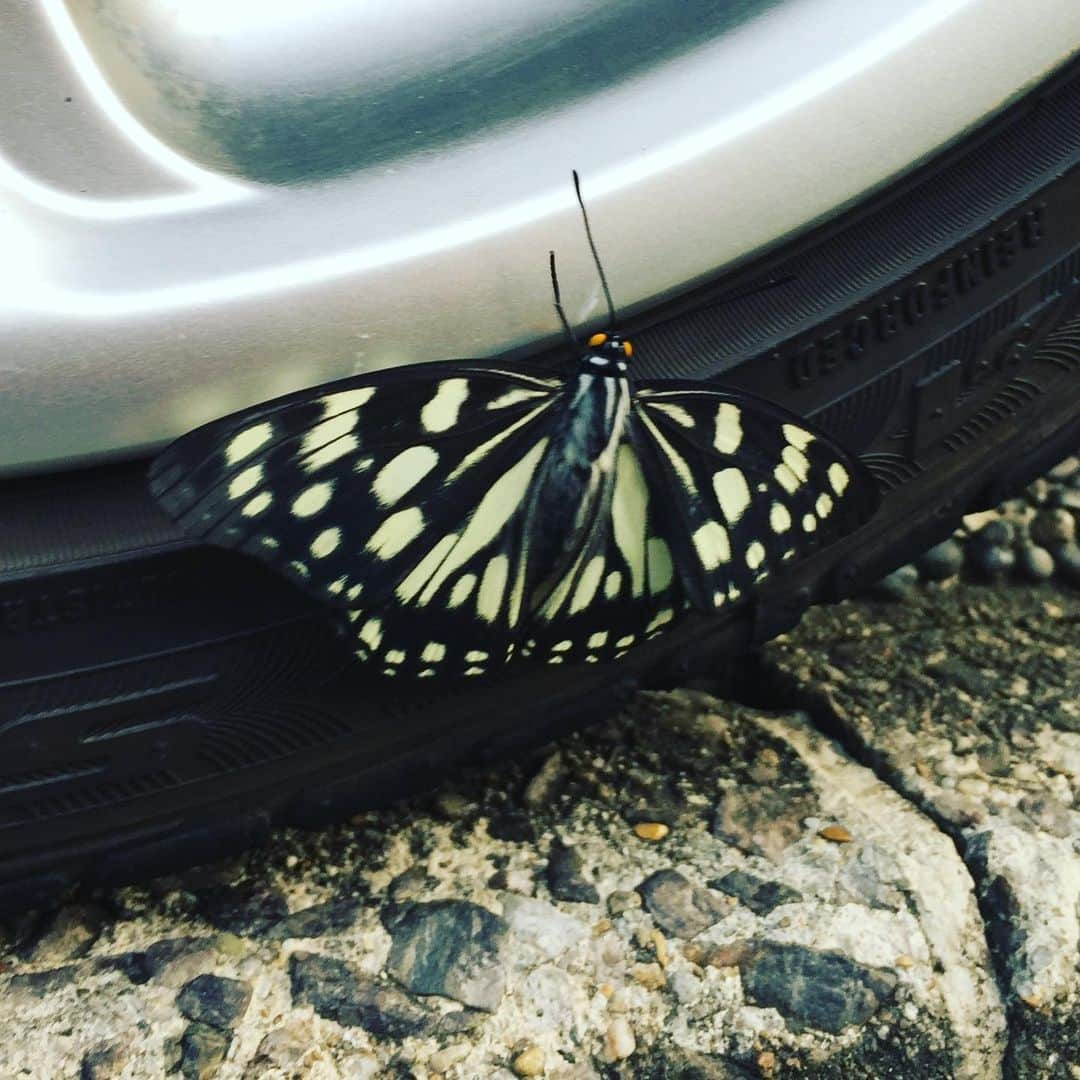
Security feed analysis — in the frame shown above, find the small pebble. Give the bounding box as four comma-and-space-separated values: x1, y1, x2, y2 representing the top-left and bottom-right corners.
974, 519, 1016, 547
1029, 508, 1076, 547
1052, 488, 1080, 512
649, 929, 669, 967
915, 539, 964, 581
604, 1017, 636, 1061
1047, 456, 1078, 482
606, 890, 642, 916
818, 825, 853, 843
873, 564, 919, 601
1015, 543, 1055, 581
511, 1045, 545, 1077
969, 542, 1016, 579
757, 1050, 777, 1076
895, 954, 915, 969
633, 822, 669, 842
1025, 478, 1050, 506
429, 1044, 470, 1073
1052, 541, 1080, 586
214, 933, 247, 958
631, 962, 666, 991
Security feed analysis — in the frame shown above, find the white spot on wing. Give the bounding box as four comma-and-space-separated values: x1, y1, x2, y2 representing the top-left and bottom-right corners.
477, 554, 509, 623
359, 618, 382, 649
321, 387, 374, 416
372, 446, 439, 507
292, 482, 333, 518
782, 424, 815, 451
310, 527, 341, 559
745, 541, 765, 570
448, 574, 477, 608
646, 608, 675, 633
243, 492, 272, 517
816, 492, 834, 518
714, 403, 742, 454
385, 649, 406, 664
611, 444, 648, 596
713, 468, 751, 524
774, 462, 800, 495
647, 537, 673, 595
466, 650, 488, 662
802, 513, 817, 533
770, 502, 792, 534
228, 464, 262, 500
692, 521, 731, 570
604, 571, 622, 599
588, 631, 608, 648
569, 555, 606, 615
422, 642, 446, 663
828, 462, 850, 495
782, 444, 810, 483
366, 507, 424, 560
421, 378, 469, 433
226, 422, 273, 466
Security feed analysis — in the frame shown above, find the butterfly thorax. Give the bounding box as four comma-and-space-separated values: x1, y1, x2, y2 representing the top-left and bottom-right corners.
517, 364, 630, 608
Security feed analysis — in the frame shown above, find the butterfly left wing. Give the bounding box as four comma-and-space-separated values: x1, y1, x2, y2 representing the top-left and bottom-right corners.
150, 362, 570, 676
630, 382, 879, 610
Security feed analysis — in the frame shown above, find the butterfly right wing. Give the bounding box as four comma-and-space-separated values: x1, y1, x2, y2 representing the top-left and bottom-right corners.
150, 363, 567, 675
631, 382, 879, 610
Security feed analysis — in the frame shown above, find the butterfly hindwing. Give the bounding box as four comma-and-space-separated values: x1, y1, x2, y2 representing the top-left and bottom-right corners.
524, 436, 690, 666
632, 382, 879, 608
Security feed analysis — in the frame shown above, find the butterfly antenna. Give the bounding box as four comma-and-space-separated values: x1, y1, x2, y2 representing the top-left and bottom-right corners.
572, 169, 618, 328
549, 250, 579, 351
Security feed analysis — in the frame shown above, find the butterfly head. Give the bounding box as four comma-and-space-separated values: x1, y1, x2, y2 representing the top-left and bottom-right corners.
581, 331, 633, 376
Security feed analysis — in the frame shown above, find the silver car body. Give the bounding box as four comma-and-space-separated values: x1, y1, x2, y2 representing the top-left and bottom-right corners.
1, 0, 1078, 473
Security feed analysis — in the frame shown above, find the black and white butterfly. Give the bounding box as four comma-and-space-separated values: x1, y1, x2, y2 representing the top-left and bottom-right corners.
150, 175, 878, 679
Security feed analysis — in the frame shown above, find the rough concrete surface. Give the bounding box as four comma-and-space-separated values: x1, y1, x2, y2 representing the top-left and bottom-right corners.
0, 478, 1077, 1078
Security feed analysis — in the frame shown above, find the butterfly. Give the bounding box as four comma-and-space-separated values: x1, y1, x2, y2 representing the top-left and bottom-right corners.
149, 173, 879, 679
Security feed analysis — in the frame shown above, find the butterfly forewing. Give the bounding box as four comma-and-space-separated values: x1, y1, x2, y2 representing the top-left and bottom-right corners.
150, 364, 568, 674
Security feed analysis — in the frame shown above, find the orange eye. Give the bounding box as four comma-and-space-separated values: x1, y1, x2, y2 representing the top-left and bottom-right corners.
622, 341, 633, 358
588, 332, 607, 348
